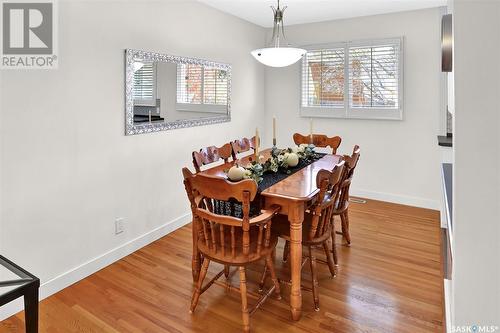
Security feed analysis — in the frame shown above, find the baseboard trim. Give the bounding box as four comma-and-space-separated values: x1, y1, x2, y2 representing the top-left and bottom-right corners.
444, 278, 453, 333
350, 188, 440, 210
0, 213, 191, 321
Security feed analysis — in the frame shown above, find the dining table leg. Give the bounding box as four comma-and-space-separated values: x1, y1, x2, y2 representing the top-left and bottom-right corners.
288, 201, 304, 321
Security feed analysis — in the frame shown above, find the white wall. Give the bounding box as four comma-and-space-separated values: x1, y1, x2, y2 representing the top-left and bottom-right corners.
0, 0, 265, 317
264, 8, 444, 209
452, 0, 500, 326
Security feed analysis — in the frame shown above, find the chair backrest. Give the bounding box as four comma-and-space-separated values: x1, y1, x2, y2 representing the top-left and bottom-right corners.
192, 143, 233, 172
307, 161, 345, 242
343, 145, 360, 179
293, 133, 342, 154
334, 145, 361, 212
183, 170, 272, 260
231, 136, 256, 160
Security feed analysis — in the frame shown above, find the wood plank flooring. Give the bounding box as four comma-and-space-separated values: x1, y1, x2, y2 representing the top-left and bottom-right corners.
0, 199, 443, 332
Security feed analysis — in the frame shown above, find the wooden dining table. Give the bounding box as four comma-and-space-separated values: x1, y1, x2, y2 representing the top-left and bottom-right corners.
192, 148, 341, 321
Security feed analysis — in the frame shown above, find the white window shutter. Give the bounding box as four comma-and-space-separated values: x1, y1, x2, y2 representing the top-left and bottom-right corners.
300, 38, 403, 120
301, 48, 345, 108
133, 62, 156, 105
177, 64, 229, 107
349, 43, 400, 109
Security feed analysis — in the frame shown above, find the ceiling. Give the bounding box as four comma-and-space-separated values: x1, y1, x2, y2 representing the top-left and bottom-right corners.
198, 0, 446, 27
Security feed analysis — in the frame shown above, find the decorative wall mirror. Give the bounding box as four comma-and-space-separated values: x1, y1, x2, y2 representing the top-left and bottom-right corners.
125, 49, 231, 135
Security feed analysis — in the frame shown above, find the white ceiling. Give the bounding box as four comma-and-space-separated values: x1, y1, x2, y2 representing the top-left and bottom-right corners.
198, 0, 446, 27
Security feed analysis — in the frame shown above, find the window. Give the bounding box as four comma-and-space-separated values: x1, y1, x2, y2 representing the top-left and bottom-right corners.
177, 63, 229, 113
301, 38, 403, 120
133, 62, 156, 106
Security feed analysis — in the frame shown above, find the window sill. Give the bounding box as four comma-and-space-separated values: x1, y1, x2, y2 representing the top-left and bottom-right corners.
300, 107, 403, 120
176, 103, 228, 114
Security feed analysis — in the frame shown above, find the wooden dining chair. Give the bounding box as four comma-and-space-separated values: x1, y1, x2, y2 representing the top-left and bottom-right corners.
293, 133, 342, 154
192, 143, 233, 172
331, 145, 361, 250
231, 136, 256, 160
183, 169, 281, 333
264, 161, 344, 311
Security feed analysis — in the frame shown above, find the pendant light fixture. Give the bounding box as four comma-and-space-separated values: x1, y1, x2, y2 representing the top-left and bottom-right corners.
251, 0, 306, 67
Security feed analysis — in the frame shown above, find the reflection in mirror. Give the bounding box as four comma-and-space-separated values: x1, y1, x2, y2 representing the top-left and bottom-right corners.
133, 61, 161, 123
125, 49, 231, 135
176, 64, 228, 116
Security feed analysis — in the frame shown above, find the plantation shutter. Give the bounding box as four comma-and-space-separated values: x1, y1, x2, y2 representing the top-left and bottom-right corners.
203, 68, 228, 105
301, 48, 345, 108
133, 62, 155, 104
177, 64, 228, 106
349, 42, 400, 109
177, 64, 203, 104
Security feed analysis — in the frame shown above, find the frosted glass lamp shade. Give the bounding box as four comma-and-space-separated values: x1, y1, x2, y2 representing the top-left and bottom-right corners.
251, 47, 306, 67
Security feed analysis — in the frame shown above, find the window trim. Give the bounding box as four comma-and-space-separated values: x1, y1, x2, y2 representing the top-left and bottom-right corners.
299, 37, 404, 121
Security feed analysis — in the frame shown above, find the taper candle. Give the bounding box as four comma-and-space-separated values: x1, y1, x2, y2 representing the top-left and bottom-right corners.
272, 116, 276, 146
255, 127, 260, 159
309, 118, 313, 144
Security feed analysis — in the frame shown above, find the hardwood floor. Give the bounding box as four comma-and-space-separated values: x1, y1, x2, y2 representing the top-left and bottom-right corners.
0, 199, 443, 333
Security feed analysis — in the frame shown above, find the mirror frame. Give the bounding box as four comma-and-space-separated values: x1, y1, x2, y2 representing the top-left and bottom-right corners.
125, 49, 232, 135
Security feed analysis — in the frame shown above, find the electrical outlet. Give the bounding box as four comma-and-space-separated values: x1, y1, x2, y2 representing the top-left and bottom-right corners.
115, 218, 125, 235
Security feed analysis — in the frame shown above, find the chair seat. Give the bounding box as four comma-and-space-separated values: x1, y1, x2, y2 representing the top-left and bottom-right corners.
271, 213, 331, 246
198, 225, 278, 265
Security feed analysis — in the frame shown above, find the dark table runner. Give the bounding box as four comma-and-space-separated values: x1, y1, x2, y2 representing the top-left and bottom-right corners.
214, 153, 326, 218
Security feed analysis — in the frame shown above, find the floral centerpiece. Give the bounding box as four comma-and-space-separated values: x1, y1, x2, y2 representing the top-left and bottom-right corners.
226, 144, 319, 184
